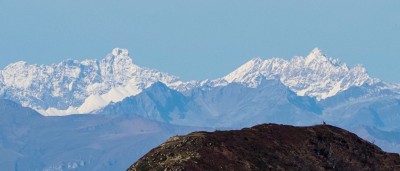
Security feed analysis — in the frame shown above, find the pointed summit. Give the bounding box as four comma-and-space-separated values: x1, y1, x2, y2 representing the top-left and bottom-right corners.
220, 48, 374, 99
242, 57, 264, 69
310, 47, 324, 56
305, 48, 328, 65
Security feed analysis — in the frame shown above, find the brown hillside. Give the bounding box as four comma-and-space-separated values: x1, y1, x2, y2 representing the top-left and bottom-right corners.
128, 124, 400, 171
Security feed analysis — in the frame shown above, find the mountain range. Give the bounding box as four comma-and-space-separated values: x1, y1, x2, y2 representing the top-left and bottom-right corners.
1, 48, 390, 116
1, 48, 400, 170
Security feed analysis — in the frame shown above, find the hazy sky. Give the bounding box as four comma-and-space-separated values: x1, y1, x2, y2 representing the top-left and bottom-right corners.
0, 0, 399, 82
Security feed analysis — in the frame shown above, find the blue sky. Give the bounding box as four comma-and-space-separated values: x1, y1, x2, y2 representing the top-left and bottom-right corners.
0, 0, 399, 82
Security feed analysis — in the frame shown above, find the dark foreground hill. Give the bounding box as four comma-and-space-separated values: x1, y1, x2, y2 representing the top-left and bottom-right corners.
128, 124, 400, 171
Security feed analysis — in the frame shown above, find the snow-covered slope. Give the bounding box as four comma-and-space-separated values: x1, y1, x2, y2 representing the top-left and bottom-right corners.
219, 48, 375, 100
0, 48, 387, 116
0, 48, 383, 116
0, 48, 183, 115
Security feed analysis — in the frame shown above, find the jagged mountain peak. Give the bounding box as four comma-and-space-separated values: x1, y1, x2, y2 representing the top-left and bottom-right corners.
310, 47, 324, 55
220, 48, 374, 99
305, 47, 328, 64
0, 48, 387, 115
0, 48, 182, 115
303, 48, 343, 67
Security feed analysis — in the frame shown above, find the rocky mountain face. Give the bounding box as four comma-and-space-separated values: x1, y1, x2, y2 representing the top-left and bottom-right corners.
128, 124, 400, 171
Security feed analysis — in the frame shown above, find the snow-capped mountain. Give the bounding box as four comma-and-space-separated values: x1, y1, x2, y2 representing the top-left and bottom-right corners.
2, 48, 400, 170
0, 48, 385, 116
0, 48, 184, 115
218, 48, 375, 100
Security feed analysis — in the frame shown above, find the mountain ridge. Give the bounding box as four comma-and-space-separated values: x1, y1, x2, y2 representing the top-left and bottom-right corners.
0, 48, 181, 115
220, 48, 375, 100
0, 48, 389, 116
97, 79, 322, 127
2, 48, 400, 170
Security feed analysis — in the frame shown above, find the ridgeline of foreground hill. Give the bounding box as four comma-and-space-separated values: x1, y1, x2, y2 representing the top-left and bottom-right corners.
128, 124, 400, 171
